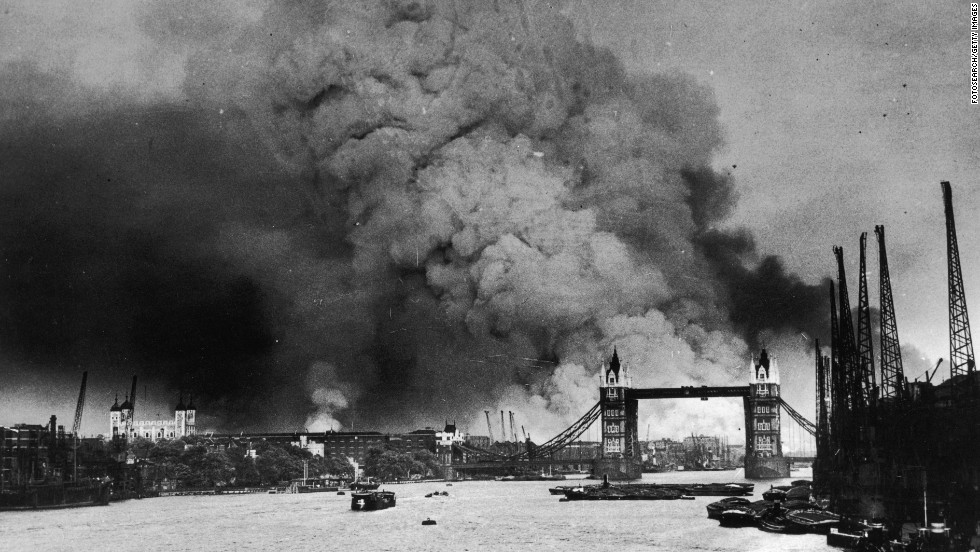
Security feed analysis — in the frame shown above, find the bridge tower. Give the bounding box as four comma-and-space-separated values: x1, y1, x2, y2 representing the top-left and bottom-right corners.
593, 349, 642, 480
744, 349, 791, 478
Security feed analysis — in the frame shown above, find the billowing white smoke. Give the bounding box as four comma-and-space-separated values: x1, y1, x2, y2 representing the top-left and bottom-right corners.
181, 0, 754, 439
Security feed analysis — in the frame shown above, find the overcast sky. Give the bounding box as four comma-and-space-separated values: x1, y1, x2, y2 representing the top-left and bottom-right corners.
1, 0, 976, 437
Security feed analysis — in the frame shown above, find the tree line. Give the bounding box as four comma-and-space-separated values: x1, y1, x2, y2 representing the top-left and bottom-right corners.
128, 436, 354, 488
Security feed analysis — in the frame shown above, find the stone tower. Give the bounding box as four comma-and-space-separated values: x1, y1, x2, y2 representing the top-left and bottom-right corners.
594, 349, 642, 480
120, 395, 134, 440
744, 349, 790, 478
185, 396, 196, 437
109, 395, 122, 438
175, 394, 187, 437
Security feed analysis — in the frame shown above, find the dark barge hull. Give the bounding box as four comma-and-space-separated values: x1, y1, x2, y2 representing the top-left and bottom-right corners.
0, 482, 110, 511
350, 491, 396, 511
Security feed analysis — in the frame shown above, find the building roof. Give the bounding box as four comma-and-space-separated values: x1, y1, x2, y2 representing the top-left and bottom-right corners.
110, 395, 122, 412
120, 395, 133, 410
608, 348, 621, 375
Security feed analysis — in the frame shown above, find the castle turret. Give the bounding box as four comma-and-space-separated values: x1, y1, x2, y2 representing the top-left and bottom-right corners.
185, 395, 196, 437
109, 394, 122, 438
120, 395, 134, 440
175, 393, 187, 437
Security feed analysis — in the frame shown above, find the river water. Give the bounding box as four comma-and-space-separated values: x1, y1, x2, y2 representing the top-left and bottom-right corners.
2, 469, 836, 552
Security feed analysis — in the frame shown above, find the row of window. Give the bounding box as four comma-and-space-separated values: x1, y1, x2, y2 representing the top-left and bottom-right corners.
604, 422, 624, 434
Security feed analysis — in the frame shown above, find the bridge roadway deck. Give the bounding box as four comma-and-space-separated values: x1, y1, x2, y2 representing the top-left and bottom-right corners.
627, 386, 751, 400
451, 458, 597, 470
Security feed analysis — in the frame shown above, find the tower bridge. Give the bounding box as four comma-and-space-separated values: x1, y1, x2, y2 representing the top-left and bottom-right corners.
450, 348, 816, 480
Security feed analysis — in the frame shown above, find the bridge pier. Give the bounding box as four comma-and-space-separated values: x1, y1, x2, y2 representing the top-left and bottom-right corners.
592, 457, 642, 481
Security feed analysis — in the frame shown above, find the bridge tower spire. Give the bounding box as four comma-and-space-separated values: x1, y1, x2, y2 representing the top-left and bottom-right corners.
594, 348, 641, 480
744, 349, 790, 478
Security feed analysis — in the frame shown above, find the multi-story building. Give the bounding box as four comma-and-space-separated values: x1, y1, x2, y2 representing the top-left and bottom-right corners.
108, 394, 196, 442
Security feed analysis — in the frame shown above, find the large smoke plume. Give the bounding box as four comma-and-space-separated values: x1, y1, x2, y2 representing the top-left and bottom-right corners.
1, 1, 836, 438
174, 0, 831, 438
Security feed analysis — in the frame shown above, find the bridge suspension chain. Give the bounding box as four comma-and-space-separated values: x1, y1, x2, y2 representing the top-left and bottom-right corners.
518, 401, 602, 459
778, 397, 817, 437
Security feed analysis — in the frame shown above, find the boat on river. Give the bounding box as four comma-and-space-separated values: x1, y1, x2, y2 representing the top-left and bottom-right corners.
783, 508, 840, 533
562, 485, 684, 501
706, 496, 752, 519
350, 490, 396, 511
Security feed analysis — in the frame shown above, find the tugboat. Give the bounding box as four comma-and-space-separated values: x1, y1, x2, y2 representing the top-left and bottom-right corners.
350, 490, 396, 511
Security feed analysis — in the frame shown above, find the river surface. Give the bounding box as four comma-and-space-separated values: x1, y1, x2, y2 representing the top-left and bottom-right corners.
1, 469, 836, 552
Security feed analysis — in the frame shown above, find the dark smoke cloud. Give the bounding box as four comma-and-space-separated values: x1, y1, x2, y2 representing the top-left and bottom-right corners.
2, 1, 848, 438
0, 63, 333, 431
175, 0, 791, 436
687, 166, 830, 351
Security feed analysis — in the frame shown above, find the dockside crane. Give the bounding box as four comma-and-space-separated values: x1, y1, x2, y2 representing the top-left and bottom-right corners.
941, 181, 976, 383
71, 371, 88, 483
834, 246, 861, 414
72, 371, 88, 437
484, 410, 495, 444
856, 233, 877, 408
815, 340, 830, 463
875, 225, 905, 400
829, 281, 844, 451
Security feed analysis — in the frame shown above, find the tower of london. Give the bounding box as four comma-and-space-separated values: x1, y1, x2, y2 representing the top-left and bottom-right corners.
108, 394, 196, 442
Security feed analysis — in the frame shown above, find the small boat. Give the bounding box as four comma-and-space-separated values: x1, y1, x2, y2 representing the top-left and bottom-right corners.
784, 509, 841, 534
337, 491, 346, 495
756, 508, 805, 534
706, 497, 752, 519
350, 490, 396, 511
421, 518, 437, 526
717, 498, 773, 527
761, 486, 790, 501
425, 493, 433, 498
718, 505, 758, 527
